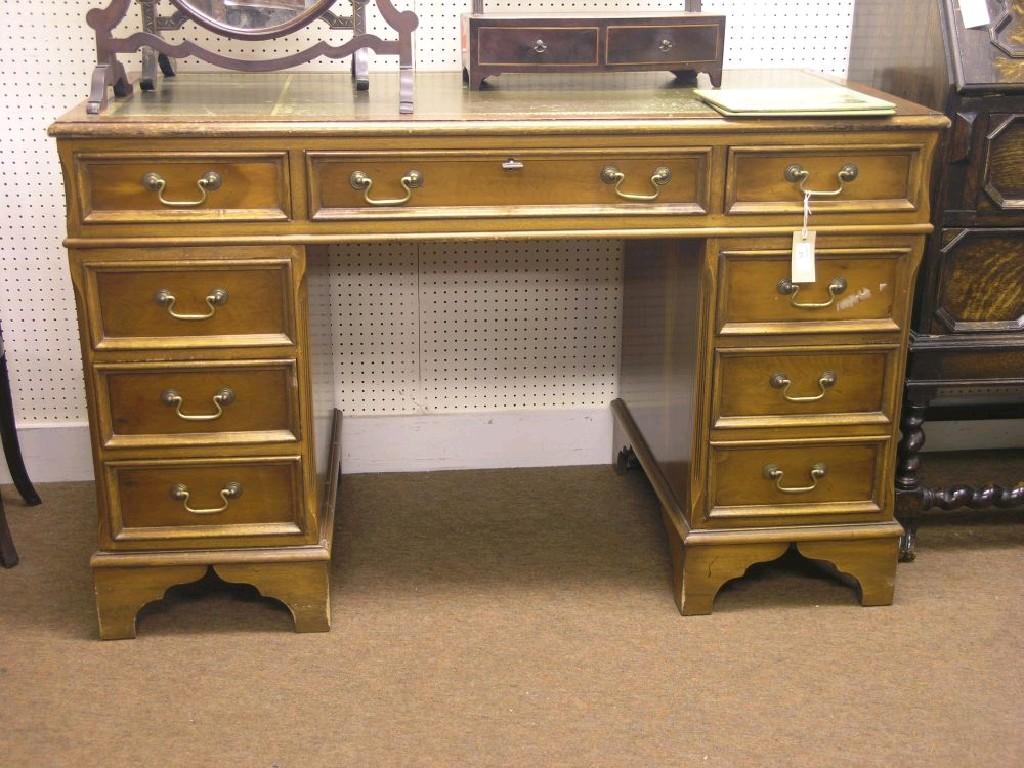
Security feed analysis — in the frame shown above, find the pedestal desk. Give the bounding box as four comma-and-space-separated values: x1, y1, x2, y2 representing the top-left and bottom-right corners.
49, 71, 945, 639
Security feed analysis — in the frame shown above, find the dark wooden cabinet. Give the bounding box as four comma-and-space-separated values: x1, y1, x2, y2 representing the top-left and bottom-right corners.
849, 0, 1024, 559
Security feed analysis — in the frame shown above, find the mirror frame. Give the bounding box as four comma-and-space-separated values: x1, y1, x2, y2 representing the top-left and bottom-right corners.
86, 0, 419, 115
168, 0, 337, 42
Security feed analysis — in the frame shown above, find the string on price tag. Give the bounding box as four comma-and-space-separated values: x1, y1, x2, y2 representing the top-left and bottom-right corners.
792, 190, 816, 283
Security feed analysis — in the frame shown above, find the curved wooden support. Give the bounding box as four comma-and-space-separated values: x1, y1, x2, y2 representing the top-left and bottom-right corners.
678, 540, 790, 615
796, 538, 898, 607
662, 510, 789, 615
93, 565, 208, 640
215, 562, 331, 633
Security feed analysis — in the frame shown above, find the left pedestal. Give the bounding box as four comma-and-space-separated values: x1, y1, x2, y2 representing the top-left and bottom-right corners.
68, 244, 339, 639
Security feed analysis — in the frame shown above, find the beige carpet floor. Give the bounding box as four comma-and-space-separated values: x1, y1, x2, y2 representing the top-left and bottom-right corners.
1, 454, 1022, 767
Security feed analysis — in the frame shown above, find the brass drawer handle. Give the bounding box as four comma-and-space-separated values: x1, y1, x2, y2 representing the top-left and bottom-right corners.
154, 288, 229, 321
769, 371, 837, 403
350, 170, 423, 207
142, 171, 222, 208
784, 163, 859, 198
601, 166, 673, 202
763, 463, 827, 495
658, 38, 674, 52
776, 277, 847, 309
532, 39, 548, 54
161, 387, 236, 421
170, 481, 242, 516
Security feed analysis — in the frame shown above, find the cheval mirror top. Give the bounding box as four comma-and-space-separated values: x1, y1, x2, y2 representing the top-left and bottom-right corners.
86, 0, 419, 115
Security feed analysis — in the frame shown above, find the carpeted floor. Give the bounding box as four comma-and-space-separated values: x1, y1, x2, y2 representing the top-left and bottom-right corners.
1, 454, 1022, 767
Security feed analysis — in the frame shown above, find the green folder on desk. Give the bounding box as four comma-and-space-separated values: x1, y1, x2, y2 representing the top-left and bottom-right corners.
695, 86, 897, 117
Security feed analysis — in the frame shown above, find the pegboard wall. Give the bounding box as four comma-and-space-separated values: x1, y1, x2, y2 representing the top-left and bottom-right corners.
0, 0, 854, 427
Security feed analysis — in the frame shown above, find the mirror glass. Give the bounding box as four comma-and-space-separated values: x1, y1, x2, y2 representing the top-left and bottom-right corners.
178, 0, 329, 33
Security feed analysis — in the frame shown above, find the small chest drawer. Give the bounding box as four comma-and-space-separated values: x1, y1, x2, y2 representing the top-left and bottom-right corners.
725, 144, 926, 216
605, 23, 722, 66
77, 247, 299, 351
931, 228, 1024, 334
75, 152, 292, 224
977, 114, 1024, 217
103, 456, 307, 548
94, 360, 301, 449
477, 26, 599, 66
705, 440, 887, 526
308, 150, 710, 218
713, 345, 898, 429
716, 243, 913, 336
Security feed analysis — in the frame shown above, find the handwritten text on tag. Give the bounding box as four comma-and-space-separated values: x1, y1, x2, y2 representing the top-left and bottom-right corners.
792, 230, 817, 283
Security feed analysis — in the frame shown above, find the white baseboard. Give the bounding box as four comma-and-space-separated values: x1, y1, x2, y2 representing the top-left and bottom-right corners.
0, 409, 615, 483
2, 412, 1018, 484
340, 409, 613, 473
0, 422, 94, 484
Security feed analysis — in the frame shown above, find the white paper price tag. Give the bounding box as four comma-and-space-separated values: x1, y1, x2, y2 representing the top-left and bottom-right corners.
960, 0, 991, 29
792, 190, 816, 283
792, 230, 817, 284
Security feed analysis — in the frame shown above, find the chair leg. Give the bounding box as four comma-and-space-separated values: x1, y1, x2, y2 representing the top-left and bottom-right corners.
0, 494, 18, 568
0, 353, 40, 507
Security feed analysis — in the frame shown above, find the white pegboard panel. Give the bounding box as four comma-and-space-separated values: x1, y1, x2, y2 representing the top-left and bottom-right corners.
326, 241, 622, 414
327, 243, 421, 414
417, 241, 622, 412
0, 1, 854, 426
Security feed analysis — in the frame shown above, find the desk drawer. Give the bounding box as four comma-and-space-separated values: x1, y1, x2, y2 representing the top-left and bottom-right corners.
77, 248, 299, 351
103, 456, 307, 548
75, 152, 291, 224
725, 144, 925, 216
95, 360, 301, 449
307, 150, 710, 219
713, 345, 897, 429
477, 26, 599, 66
716, 245, 912, 336
705, 440, 887, 525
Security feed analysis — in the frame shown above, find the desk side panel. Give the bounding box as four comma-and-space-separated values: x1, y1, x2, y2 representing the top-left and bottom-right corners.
620, 239, 703, 512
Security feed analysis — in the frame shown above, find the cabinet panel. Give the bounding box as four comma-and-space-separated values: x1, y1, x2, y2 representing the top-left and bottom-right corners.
932, 228, 1024, 333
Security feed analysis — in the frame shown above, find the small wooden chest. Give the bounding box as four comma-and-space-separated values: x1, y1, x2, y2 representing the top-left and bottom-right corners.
461, 10, 726, 90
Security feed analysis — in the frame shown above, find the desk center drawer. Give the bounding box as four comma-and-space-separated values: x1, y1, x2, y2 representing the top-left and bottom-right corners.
307, 150, 710, 219
95, 360, 301, 449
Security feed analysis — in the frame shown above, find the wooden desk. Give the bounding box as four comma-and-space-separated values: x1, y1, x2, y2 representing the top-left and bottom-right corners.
50, 71, 945, 638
